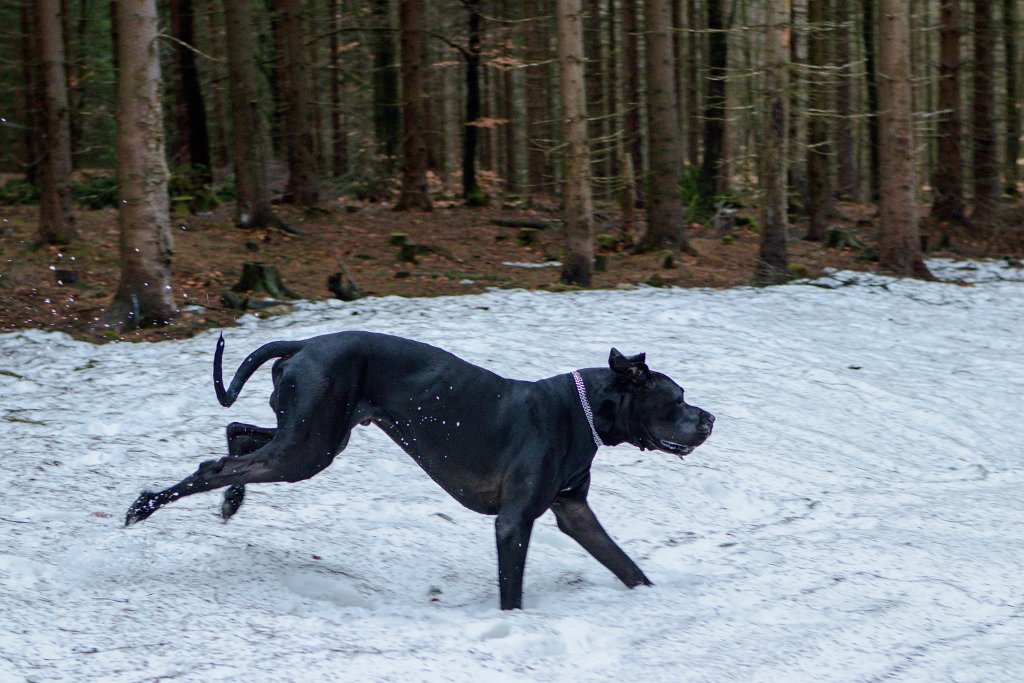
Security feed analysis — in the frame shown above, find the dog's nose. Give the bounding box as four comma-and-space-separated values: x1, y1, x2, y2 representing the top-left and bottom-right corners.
697, 412, 714, 435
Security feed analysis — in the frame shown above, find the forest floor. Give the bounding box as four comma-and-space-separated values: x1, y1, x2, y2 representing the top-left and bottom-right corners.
1, 191, 1021, 343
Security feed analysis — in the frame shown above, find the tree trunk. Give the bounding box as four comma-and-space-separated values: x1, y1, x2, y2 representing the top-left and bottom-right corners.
224, 0, 274, 228
1003, 0, 1020, 195
169, 0, 211, 181
20, 1, 40, 186
971, 0, 999, 226
67, 0, 89, 168
279, 0, 320, 206
804, 0, 832, 240
372, 0, 400, 168
698, 0, 727, 212
621, 0, 644, 204
110, 0, 177, 329
557, 0, 594, 286
863, 0, 881, 200
789, 0, 809, 213
395, 0, 433, 211
328, 0, 348, 177
34, 0, 77, 246
672, 0, 685, 158
583, 0, 604, 199
878, 0, 930, 278
756, 0, 790, 284
931, 0, 965, 221
524, 0, 554, 199
640, 0, 691, 252
462, 0, 483, 199
685, 0, 700, 168
833, 0, 858, 200
204, 0, 231, 169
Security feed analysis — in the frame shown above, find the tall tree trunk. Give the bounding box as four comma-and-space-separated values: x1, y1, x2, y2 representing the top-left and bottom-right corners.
524, 0, 554, 199
640, 0, 691, 252
878, 0, 930, 278
672, 0, 685, 158
34, 0, 77, 245
67, 0, 90, 166
279, 0, 320, 206
1002, 0, 1020, 195
621, 0, 644, 203
756, 0, 790, 284
931, 0, 964, 222
583, 0, 605, 199
685, 0, 699, 167
224, 0, 274, 228
20, 1, 40, 186
789, 0, 809, 213
395, 0, 432, 210
603, 0, 617, 189
169, 0, 212, 181
971, 0, 999, 226
804, 0, 832, 240
328, 0, 348, 177
462, 0, 483, 199
502, 0, 519, 194
863, 0, 880, 200
557, 0, 594, 285
110, 0, 177, 329
204, 0, 231, 169
833, 0, 858, 199
372, 0, 400, 168
698, 0, 727, 212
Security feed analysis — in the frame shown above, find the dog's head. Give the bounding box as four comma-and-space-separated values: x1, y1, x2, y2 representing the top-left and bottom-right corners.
608, 348, 714, 458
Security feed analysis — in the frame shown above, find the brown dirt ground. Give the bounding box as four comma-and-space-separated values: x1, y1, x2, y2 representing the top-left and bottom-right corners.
1, 195, 1019, 344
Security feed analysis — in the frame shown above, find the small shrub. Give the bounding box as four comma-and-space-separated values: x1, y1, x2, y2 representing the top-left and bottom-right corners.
0, 177, 41, 205
465, 187, 491, 207
72, 175, 119, 209
596, 233, 621, 251
169, 166, 219, 213
215, 176, 236, 202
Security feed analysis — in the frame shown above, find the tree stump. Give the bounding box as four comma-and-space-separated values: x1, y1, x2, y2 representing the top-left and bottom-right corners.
231, 262, 299, 298
54, 269, 79, 286
516, 228, 540, 246
824, 228, 867, 251
327, 262, 365, 301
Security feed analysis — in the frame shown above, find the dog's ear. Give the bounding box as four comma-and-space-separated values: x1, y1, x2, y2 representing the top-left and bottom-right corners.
609, 348, 649, 382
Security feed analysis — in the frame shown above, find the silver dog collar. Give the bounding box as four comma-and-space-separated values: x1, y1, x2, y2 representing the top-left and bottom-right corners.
571, 371, 604, 448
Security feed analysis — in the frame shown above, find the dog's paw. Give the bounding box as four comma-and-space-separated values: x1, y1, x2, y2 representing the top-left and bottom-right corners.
124, 490, 160, 527
221, 484, 246, 521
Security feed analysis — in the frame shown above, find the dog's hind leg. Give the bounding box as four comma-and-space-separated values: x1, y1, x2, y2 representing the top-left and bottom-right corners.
221, 422, 276, 521
124, 428, 346, 527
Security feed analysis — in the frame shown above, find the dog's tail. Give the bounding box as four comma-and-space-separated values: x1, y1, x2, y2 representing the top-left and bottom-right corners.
214, 333, 306, 407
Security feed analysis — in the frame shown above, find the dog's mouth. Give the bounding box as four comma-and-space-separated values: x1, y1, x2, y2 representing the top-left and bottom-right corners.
656, 439, 697, 459
638, 428, 698, 459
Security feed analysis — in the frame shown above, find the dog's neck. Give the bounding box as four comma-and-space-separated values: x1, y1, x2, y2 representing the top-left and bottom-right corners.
576, 369, 641, 449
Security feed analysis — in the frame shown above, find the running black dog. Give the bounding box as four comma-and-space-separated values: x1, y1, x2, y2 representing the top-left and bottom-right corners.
126, 331, 714, 610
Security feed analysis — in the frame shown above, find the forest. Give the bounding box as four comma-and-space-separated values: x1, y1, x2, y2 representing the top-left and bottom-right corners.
1, 0, 1023, 338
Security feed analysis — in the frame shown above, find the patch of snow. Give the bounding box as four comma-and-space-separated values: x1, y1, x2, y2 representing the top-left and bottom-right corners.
0, 259, 1022, 681
501, 261, 562, 268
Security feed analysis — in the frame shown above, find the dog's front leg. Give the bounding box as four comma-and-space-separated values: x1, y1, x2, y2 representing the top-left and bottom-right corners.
495, 512, 535, 610
551, 491, 652, 589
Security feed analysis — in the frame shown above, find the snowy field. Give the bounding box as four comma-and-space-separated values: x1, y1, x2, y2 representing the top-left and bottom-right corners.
1, 259, 1023, 682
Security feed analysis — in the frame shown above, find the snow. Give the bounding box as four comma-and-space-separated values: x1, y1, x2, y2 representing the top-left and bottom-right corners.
1, 259, 1023, 682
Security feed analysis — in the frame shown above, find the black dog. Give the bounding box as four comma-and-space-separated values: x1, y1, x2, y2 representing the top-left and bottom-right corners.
126, 332, 714, 610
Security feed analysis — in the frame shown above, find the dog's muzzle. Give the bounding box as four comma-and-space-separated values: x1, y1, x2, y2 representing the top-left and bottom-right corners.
657, 412, 714, 459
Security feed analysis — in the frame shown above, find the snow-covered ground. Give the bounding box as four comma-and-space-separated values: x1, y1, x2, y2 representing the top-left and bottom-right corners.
1, 259, 1023, 682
